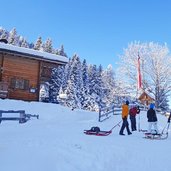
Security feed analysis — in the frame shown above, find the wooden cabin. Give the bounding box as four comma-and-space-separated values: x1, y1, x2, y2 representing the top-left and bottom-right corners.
0, 42, 68, 101
138, 90, 155, 106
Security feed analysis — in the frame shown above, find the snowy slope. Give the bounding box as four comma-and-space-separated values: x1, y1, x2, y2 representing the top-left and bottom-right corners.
0, 99, 170, 171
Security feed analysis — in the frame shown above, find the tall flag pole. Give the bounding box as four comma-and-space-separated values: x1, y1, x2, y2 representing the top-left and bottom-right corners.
137, 54, 142, 90
137, 53, 142, 132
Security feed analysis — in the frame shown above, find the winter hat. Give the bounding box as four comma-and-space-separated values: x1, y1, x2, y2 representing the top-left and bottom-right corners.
126, 100, 129, 105
150, 103, 155, 109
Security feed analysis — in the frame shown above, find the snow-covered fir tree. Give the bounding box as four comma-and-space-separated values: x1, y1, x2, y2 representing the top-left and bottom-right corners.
102, 64, 116, 106
65, 55, 83, 108
34, 36, 43, 50
0, 27, 69, 61
62, 58, 72, 91
43, 38, 53, 53
0, 27, 8, 40
0, 27, 4, 37
50, 57, 118, 111
57, 45, 67, 57
73, 55, 84, 108
81, 59, 90, 109
29, 42, 34, 49
95, 65, 105, 106
87, 64, 99, 111
49, 65, 65, 103
20, 37, 29, 48
8, 28, 18, 45
18, 36, 23, 47
65, 76, 80, 109
0, 27, 4, 36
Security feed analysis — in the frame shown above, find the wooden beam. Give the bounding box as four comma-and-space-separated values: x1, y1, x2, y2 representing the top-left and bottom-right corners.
0, 53, 4, 81
37, 61, 41, 101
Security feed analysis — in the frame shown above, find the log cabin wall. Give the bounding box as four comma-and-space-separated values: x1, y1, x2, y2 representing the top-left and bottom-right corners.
1, 53, 40, 101
0, 46, 67, 101
0, 53, 4, 81
0, 53, 2, 67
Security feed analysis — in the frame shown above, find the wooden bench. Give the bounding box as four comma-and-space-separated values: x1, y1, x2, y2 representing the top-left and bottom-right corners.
0, 110, 26, 123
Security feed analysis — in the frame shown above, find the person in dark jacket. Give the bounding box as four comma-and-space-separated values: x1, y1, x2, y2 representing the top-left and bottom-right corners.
136, 105, 141, 131
119, 100, 132, 135
136, 105, 140, 114
129, 106, 137, 131
147, 103, 159, 134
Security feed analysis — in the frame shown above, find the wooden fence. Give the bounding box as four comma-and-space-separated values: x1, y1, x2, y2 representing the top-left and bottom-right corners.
99, 105, 122, 122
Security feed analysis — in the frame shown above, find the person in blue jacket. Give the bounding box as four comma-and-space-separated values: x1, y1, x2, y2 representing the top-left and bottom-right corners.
147, 103, 159, 134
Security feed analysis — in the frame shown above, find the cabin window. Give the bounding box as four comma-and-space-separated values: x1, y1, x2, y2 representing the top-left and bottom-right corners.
10, 78, 29, 90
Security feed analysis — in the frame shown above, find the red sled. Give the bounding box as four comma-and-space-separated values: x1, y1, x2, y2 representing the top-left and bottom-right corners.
84, 127, 112, 136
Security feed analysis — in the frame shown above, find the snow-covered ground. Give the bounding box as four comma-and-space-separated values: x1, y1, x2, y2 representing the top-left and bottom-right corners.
0, 99, 170, 171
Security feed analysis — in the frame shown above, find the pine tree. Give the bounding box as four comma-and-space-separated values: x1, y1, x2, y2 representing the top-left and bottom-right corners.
96, 65, 104, 104
0, 27, 4, 37
73, 55, 83, 106
57, 45, 67, 57
88, 64, 99, 111
62, 58, 72, 90
49, 65, 65, 103
102, 64, 116, 106
8, 28, 17, 45
43, 38, 53, 53
0, 27, 8, 40
34, 36, 43, 50
65, 54, 83, 108
29, 42, 34, 49
81, 59, 90, 109
65, 76, 79, 109
20, 37, 29, 48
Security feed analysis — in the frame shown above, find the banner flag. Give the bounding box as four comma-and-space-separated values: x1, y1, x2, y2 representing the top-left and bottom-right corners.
137, 55, 142, 89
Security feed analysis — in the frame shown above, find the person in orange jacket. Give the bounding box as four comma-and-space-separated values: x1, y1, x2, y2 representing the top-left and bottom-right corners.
119, 100, 132, 135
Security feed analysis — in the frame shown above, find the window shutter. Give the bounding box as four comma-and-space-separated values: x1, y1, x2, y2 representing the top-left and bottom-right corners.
24, 80, 29, 90
10, 78, 16, 88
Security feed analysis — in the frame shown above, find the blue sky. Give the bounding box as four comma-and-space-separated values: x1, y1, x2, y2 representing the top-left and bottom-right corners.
0, 0, 171, 68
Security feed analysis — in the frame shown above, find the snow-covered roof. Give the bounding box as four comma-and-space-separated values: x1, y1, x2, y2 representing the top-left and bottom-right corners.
0, 42, 69, 64
137, 88, 155, 100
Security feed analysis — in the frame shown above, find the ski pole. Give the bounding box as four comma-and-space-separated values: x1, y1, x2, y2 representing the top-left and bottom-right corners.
161, 123, 168, 134
138, 112, 140, 132
161, 112, 171, 134
165, 112, 171, 134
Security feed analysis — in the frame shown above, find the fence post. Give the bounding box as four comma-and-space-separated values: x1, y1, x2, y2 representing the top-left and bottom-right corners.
0, 111, 2, 123
99, 108, 101, 122
112, 104, 115, 115
19, 110, 26, 123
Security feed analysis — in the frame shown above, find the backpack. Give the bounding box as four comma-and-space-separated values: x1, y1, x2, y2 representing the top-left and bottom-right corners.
129, 107, 137, 116
90, 126, 100, 133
